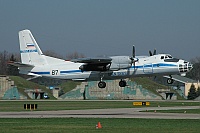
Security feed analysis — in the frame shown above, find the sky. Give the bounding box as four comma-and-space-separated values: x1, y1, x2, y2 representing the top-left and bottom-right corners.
0, 0, 199, 60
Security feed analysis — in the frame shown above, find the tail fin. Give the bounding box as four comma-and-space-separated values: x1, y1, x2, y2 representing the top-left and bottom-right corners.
19, 29, 47, 65
19, 29, 65, 66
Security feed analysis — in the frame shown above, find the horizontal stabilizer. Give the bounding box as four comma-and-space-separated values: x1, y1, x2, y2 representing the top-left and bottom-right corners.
8, 61, 34, 67
72, 79, 86, 81
26, 73, 42, 80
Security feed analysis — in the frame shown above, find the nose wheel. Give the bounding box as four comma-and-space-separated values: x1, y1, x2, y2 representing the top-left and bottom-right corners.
167, 78, 174, 84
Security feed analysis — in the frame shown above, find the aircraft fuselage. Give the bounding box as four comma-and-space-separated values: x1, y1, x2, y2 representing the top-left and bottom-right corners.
26, 54, 192, 81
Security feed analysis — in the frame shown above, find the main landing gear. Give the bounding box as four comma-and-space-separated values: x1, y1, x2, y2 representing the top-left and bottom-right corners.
98, 81, 106, 88
98, 73, 106, 88
98, 80, 127, 88
98, 73, 127, 88
119, 79, 127, 87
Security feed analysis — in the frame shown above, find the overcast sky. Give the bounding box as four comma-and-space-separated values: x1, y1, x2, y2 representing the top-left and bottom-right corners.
0, 0, 199, 60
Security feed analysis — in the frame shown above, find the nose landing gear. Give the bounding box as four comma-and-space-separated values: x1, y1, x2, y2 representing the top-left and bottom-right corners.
167, 78, 174, 84
167, 75, 174, 84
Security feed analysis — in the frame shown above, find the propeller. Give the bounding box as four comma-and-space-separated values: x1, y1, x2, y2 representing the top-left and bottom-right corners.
130, 45, 138, 70
130, 45, 135, 61
149, 48, 156, 56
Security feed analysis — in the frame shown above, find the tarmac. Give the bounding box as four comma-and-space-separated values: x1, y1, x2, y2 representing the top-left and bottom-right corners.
0, 106, 199, 119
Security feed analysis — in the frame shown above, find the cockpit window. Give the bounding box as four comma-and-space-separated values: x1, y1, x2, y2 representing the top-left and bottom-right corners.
161, 55, 174, 60
165, 55, 173, 59
168, 55, 172, 58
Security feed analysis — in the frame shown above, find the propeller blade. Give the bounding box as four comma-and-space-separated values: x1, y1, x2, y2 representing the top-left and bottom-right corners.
153, 49, 156, 55
149, 50, 153, 56
132, 45, 135, 58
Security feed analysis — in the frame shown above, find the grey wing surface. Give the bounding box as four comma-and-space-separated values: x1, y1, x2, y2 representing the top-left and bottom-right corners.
71, 57, 112, 71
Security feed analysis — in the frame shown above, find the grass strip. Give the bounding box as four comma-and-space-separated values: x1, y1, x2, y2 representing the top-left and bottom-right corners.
0, 118, 199, 133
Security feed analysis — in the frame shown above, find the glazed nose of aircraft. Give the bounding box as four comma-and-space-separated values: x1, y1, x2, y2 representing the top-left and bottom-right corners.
179, 60, 193, 73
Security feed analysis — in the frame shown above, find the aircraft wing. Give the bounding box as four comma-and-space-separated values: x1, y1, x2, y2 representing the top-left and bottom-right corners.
71, 57, 112, 64
71, 57, 112, 71
8, 61, 34, 67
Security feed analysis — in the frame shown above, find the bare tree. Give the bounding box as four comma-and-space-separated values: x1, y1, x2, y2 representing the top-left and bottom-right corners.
66, 51, 85, 60
0, 50, 9, 75
189, 57, 200, 65
43, 50, 64, 59
0, 51, 20, 75
7, 54, 19, 76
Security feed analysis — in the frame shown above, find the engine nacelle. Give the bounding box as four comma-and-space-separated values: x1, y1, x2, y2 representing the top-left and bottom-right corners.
109, 56, 132, 70
79, 63, 110, 72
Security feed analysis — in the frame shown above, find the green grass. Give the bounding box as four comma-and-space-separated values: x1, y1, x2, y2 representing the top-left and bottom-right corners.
0, 118, 199, 133
132, 77, 167, 94
0, 101, 199, 112
58, 80, 81, 93
9, 76, 56, 99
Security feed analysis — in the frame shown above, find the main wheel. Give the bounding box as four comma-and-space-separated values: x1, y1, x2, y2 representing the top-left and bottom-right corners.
167, 78, 174, 84
119, 80, 126, 87
98, 81, 106, 88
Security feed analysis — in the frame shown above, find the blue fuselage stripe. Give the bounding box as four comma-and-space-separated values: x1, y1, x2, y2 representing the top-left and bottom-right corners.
131, 63, 177, 69
32, 72, 50, 74
60, 70, 82, 74
31, 63, 177, 75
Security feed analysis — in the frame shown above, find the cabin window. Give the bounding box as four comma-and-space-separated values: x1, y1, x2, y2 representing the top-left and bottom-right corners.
161, 56, 164, 59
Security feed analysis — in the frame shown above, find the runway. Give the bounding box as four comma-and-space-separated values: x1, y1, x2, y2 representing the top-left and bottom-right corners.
0, 106, 199, 119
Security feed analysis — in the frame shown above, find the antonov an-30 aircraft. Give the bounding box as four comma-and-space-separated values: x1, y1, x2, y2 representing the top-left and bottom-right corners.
10, 29, 193, 88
